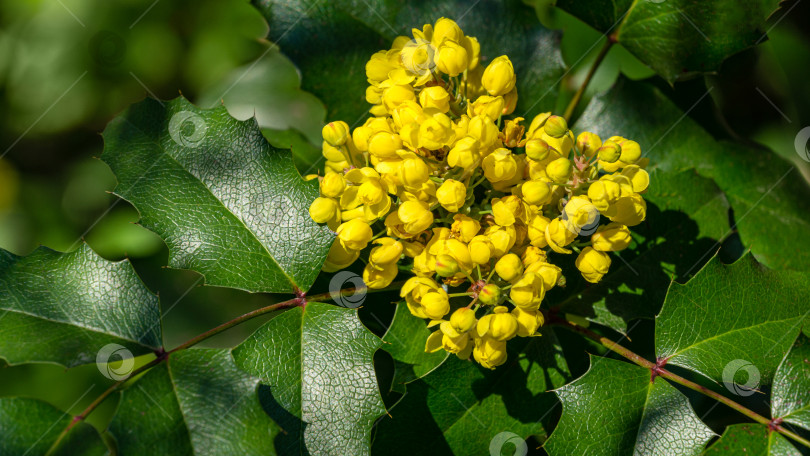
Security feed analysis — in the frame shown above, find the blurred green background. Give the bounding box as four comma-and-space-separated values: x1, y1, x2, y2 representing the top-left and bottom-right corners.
1, 0, 809, 443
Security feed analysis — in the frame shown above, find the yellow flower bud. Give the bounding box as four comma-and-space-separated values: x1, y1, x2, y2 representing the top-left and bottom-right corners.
352, 126, 373, 152
604, 193, 647, 226
591, 223, 632, 252
322, 121, 350, 146
369, 237, 403, 266
562, 196, 599, 236
368, 131, 403, 159
587, 179, 622, 211
398, 200, 434, 234
481, 55, 516, 96
525, 138, 555, 161
473, 337, 508, 369
399, 156, 430, 189
435, 39, 468, 77
575, 247, 611, 283
382, 84, 416, 111
617, 139, 641, 164
483, 148, 518, 183
510, 272, 545, 310
391, 101, 425, 129
598, 140, 621, 163
434, 254, 460, 277
520, 180, 552, 206
309, 197, 340, 224
418, 110, 455, 150
545, 157, 572, 184
478, 284, 500, 305
450, 307, 477, 333
468, 95, 505, 121
436, 179, 467, 212
366, 50, 396, 83
432, 18, 464, 46
492, 195, 528, 226
467, 115, 500, 148
525, 261, 562, 291
486, 225, 516, 258
521, 246, 547, 267
418, 86, 451, 113
322, 239, 360, 272
576, 131, 602, 158
462, 36, 480, 70
447, 136, 480, 170
422, 290, 451, 320
527, 214, 551, 248
495, 253, 524, 282
543, 115, 567, 138
363, 262, 398, 289
545, 218, 577, 254
502, 87, 518, 116
336, 219, 373, 251
620, 165, 650, 193
476, 306, 518, 341
512, 308, 544, 337
322, 141, 349, 162
400, 38, 436, 78
468, 235, 492, 265
526, 112, 551, 138
320, 172, 345, 198
448, 214, 479, 243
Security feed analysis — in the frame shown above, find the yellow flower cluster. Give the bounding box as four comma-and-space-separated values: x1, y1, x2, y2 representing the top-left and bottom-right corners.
308, 18, 650, 369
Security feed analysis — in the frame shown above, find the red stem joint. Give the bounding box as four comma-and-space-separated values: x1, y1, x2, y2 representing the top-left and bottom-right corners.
769, 417, 784, 432
650, 357, 668, 382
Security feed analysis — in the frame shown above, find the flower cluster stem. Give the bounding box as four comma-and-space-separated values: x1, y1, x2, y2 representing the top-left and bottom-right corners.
548, 315, 810, 449
563, 38, 614, 122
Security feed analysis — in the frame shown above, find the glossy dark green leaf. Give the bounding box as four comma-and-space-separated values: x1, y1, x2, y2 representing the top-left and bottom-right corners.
373, 328, 570, 455
556, 0, 782, 83
252, 0, 565, 123
704, 424, 800, 455
0, 243, 161, 367
0, 397, 108, 456
109, 348, 281, 455
772, 335, 810, 430
232, 302, 385, 456
656, 254, 810, 385
545, 356, 714, 456
554, 168, 731, 333
101, 96, 334, 294
383, 302, 447, 388
574, 79, 810, 271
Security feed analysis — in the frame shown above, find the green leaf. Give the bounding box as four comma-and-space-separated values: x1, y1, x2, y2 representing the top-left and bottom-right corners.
232, 302, 386, 456
252, 0, 565, 123
0, 397, 107, 456
101, 96, 334, 294
109, 348, 281, 455
554, 168, 731, 333
704, 424, 801, 455
772, 335, 810, 430
656, 254, 810, 385
383, 302, 448, 388
373, 328, 571, 455
556, 0, 782, 83
574, 78, 810, 271
0, 243, 161, 367
545, 356, 714, 456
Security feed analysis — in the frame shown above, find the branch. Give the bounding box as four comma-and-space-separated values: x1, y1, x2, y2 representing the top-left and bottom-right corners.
562, 37, 614, 122
548, 315, 810, 449
44, 280, 406, 455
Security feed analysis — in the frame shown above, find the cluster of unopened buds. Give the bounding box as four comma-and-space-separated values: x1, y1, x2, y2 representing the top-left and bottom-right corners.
308, 18, 650, 369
